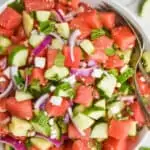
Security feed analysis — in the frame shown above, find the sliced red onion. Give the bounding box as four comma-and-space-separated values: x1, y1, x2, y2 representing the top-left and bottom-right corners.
0, 136, 26, 150
34, 94, 49, 110
0, 57, 7, 70
52, 10, 65, 23
32, 35, 52, 56
64, 113, 70, 124
70, 68, 93, 77
88, 60, 97, 67
0, 117, 10, 125
36, 133, 67, 148
0, 81, 13, 99
119, 95, 135, 104
69, 29, 81, 62
50, 32, 65, 44
68, 107, 85, 136
3, 67, 11, 79
80, 61, 87, 68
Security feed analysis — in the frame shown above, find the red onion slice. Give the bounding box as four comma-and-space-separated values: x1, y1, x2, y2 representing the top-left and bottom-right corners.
34, 94, 49, 110
88, 60, 97, 67
0, 57, 7, 70
52, 10, 65, 23
70, 68, 93, 77
50, 32, 65, 44
69, 29, 81, 62
68, 107, 85, 136
0, 81, 13, 99
0, 136, 26, 150
32, 35, 52, 56
119, 95, 135, 104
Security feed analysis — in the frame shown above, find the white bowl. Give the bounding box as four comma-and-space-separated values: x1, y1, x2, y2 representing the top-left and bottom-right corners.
0, 0, 150, 149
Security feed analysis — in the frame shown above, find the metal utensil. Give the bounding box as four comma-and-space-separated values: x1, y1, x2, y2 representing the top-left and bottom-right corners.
98, 1, 150, 127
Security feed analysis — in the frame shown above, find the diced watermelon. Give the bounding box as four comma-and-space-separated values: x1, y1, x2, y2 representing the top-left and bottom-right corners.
0, 7, 22, 30
79, 10, 102, 29
103, 137, 127, 150
109, 119, 132, 139
72, 140, 89, 150
63, 46, 82, 68
0, 27, 13, 37
29, 146, 39, 150
46, 98, 70, 117
112, 26, 136, 50
130, 101, 145, 125
92, 36, 114, 51
0, 126, 9, 136
77, 76, 95, 86
0, 112, 10, 125
88, 50, 108, 64
74, 85, 93, 107
6, 97, 33, 120
24, 0, 55, 12
0, 75, 9, 93
59, 0, 80, 9
104, 55, 124, 69
68, 123, 91, 140
47, 50, 58, 68
99, 12, 116, 29
0, 98, 7, 113
30, 68, 47, 86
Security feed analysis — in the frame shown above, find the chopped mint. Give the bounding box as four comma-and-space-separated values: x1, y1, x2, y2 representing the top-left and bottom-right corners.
91, 28, 106, 40
105, 47, 116, 56
39, 21, 56, 34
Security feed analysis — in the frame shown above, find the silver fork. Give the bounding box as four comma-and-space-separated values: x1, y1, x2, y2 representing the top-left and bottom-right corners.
98, 1, 150, 127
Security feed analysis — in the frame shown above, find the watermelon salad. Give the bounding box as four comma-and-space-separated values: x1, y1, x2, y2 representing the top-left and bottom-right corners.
0, 0, 150, 150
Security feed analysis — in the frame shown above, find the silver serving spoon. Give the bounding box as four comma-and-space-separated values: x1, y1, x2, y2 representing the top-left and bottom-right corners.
98, 2, 150, 127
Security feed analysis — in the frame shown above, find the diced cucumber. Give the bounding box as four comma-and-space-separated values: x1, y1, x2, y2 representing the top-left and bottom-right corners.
73, 105, 86, 116
29, 31, 45, 47
142, 51, 150, 73
31, 111, 50, 136
94, 99, 106, 109
50, 123, 61, 140
72, 113, 95, 131
116, 50, 132, 64
91, 123, 108, 139
84, 107, 106, 120
4, 145, 14, 150
108, 101, 125, 118
0, 36, 12, 55
23, 11, 34, 37
15, 90, 33, 101
80, 39, 95, 55
97, 75, 117, 98
128, 121, 137, 136
57, 118, 67, 134
36, 11, 51, 22
139, 0, 150, 17
54, 52, 65, 67
8, 46, 28, 67
30, 137, 53, 150
9, 117, 32, 137
45, 65, 69, 81
56, 23, 70, 39
51, 38, 64, 50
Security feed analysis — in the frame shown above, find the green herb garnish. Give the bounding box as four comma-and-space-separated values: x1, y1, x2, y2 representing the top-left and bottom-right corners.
91, 28, 106, 40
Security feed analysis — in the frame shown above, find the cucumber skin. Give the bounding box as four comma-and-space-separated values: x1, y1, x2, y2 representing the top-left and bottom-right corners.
8, 46, 28, 66
138, 0, 150, 16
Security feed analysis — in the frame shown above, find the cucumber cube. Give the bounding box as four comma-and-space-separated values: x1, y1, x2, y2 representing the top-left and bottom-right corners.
72, 113, 94, 131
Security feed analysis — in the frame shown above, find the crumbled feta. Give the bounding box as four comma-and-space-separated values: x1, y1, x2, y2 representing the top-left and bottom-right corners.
120, 65, 128, 74
63, 75, 76, 86
27, 131, 36, 137
140, 76, 146, 82
3, 67, 10, 79
50, 96, 63, 106
92, 68, 103, 78
34, 57, 46, 68
0, 77, 6, 82
49, 118, 55, 126
50, 85, 56, 92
